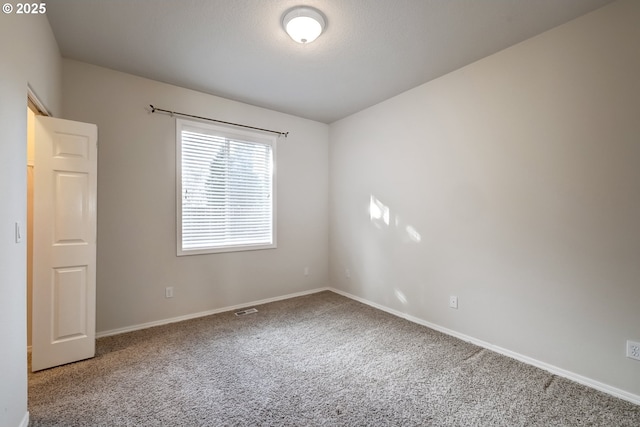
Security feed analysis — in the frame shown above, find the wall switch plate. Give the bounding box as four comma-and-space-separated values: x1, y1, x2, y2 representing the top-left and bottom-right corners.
627, 340, 640, 361
449, 296, 458, 309
15, 222, 23, 243
165, 287, 174, 298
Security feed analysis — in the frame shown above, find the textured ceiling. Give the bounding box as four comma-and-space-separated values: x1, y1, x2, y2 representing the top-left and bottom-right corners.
46, 0, 615, 123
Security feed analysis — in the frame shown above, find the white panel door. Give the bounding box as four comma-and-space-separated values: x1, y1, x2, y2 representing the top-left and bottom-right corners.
32, 116, 97, 371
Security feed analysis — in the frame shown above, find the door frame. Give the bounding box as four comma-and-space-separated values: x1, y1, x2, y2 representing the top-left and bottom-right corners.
26, 88, 49, 355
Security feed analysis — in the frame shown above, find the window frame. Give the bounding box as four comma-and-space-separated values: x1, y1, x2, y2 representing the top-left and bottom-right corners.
176, 118, 277, 256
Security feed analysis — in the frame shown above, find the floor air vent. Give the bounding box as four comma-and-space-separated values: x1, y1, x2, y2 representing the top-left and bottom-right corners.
235, 308, 258, 316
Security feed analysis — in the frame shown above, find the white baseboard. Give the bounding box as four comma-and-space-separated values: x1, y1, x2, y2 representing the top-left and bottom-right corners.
328, 287, 640, 407
18, 411, 29, 427
96, 287, 330, 338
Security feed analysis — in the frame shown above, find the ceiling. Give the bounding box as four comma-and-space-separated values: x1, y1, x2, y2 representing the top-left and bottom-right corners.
46, 0, 615, 124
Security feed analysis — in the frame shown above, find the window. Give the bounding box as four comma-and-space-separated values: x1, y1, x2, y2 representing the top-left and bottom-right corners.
176, 119, 276, 255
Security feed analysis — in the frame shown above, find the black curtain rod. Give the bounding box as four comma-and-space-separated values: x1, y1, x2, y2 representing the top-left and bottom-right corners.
149, 105, 289, 138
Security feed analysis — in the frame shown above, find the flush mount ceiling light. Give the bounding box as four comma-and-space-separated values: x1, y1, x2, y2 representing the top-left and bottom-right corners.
282, 6, 326, 44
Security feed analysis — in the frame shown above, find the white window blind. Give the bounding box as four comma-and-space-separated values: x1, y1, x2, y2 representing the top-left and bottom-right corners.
177, 119, 276, 255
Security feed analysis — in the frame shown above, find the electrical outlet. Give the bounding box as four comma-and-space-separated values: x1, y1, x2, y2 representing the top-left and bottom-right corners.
165, 286, 174, 298
449, 295, 458, 309
627, 340, 640, 361
304, 267, 309, 277
345, 268, 351, 279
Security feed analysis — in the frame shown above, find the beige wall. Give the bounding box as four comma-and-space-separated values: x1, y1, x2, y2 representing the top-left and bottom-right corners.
62, 60, 329, 334
0, 12, 61, 427
329, 0, 640, 399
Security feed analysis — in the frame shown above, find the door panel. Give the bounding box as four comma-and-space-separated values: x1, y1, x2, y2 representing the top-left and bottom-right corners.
54, 172, 90, 243
32, 116, 97, 372
53, 266, 87, 342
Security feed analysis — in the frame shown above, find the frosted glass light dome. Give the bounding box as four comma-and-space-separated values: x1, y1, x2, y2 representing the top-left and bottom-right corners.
283, 7, 326, 44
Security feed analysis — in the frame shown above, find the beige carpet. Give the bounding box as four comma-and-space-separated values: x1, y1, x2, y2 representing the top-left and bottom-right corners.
29, 291, 639, 426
